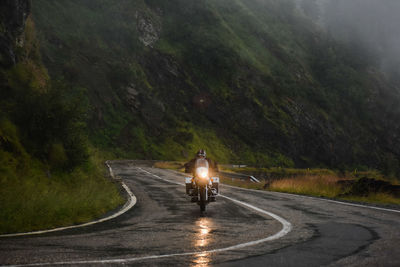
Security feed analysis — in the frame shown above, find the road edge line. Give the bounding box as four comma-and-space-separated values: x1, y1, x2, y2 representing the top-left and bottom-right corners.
0, 161, 136, 238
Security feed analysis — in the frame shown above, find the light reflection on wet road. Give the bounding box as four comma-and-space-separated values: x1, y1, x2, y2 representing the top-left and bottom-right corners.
195, 217, 212, 248
192, 218, 213, 266
192, 252, 211, 267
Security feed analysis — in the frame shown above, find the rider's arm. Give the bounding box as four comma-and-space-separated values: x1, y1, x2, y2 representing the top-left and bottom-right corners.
184, 159, 195, 173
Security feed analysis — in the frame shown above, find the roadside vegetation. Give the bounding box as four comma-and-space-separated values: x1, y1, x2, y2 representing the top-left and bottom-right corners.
0, 148, 124, 235
267, 175, 400, 206
267, 175, 345, 198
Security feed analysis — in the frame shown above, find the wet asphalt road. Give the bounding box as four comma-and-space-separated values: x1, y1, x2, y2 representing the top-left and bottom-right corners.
1, 160, 400, 266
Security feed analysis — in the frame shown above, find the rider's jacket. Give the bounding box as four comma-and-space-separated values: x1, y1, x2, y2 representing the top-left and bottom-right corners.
184, 157, 219, 177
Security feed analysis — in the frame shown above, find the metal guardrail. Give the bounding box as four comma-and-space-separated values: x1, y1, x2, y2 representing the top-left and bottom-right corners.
220, 172, 261, 183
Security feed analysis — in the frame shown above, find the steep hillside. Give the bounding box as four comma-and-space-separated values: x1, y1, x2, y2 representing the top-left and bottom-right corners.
0, 0, 123, 234
32, 0, 400, 175
1, 0, 88, 180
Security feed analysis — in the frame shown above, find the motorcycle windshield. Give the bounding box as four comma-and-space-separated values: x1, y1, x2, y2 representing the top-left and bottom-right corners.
195, 158, 209, 169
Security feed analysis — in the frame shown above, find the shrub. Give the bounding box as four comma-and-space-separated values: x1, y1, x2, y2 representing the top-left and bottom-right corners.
48, 143, 68, 169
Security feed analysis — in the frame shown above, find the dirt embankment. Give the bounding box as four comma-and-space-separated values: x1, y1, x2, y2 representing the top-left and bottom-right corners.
338, 177, 400, 197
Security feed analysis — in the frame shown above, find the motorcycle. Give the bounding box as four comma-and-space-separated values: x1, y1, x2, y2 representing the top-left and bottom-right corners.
185, 158, 219, 212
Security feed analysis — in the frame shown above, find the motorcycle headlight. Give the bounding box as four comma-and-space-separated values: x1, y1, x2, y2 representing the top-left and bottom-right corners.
196, 167, 209, 179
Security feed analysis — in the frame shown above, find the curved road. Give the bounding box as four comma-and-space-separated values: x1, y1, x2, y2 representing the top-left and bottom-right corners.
1, 161, 400, 266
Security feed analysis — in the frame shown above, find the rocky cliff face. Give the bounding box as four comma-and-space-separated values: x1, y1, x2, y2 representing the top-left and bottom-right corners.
0, 0, 31, 67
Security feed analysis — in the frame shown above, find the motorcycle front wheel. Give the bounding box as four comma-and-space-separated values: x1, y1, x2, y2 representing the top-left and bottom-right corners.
199, 187, 206, 212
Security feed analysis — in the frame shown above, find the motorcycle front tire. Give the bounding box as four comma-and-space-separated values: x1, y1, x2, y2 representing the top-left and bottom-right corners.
199, 187, 206, 212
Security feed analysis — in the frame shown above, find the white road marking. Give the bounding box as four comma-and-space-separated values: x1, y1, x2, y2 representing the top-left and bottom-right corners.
0, 162, 137, 238
4, 168, 292, 266
221, 183, 400, 214
314, 197, 400, 213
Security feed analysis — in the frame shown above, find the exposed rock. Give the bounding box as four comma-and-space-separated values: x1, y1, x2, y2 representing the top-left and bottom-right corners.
163, 56, 179, 77
140, 98, 165, 127
126, 83, 140, 111
0, 0, 31, 67
284, 98, 346, 165
135, 11, 161, 47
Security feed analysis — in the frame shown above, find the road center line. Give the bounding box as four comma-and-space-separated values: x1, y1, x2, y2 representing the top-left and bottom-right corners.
4, 167, 292, 267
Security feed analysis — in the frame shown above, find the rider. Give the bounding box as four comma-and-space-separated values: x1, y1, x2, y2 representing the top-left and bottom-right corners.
184, 149, 219, 176
184, 149, 219, 200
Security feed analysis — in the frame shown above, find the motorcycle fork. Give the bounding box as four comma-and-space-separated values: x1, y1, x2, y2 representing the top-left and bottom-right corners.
198, 186, 208, 201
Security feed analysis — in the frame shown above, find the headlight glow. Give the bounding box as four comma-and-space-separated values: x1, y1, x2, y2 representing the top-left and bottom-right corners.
196, 167, 209, 179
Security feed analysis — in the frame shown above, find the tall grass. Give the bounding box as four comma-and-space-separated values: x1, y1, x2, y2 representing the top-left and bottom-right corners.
0, 149, 124, 234
221, 166, 337, 179
261, 175, 400, 205
269, 175, 343, 198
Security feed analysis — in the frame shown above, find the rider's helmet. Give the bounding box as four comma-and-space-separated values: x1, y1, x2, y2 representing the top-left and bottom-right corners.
197, 149, 206, 158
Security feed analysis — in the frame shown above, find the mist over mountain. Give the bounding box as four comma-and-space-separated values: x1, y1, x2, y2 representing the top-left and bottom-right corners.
298, 0, 400, 82
26, 0, 400, 175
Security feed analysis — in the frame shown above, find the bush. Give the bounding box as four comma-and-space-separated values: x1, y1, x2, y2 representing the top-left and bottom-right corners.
48, 143, 68, 168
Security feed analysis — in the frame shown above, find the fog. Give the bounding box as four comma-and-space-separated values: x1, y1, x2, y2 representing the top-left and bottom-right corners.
297, 0, 400, 81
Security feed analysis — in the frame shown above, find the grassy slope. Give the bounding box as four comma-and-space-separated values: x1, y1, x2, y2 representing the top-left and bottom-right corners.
32, 0, 240, 163
0, 147, 124, 234
31, 0, 400, 175
0, 16, 124, 234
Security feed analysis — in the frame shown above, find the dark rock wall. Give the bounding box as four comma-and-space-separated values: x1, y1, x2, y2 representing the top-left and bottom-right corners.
0, 0, 31, 67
